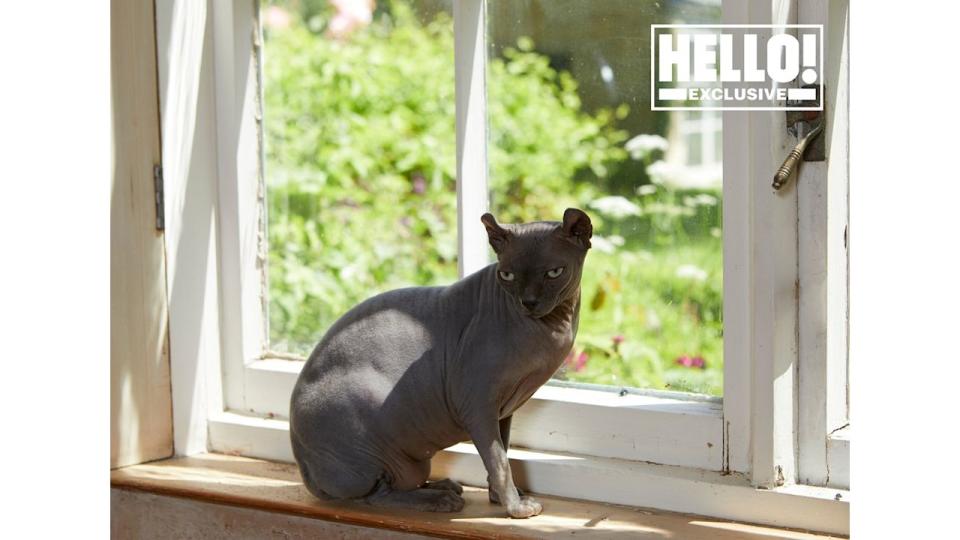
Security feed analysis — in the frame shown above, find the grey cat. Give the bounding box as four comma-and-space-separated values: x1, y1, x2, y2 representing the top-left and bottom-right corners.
289, 208, 592, 518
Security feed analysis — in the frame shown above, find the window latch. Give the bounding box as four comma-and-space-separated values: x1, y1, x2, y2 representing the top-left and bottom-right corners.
773, 85, 826, 191
772, 122, 823, 191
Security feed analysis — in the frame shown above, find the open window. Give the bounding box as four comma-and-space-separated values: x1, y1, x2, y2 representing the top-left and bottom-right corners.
154, 0, 850, 532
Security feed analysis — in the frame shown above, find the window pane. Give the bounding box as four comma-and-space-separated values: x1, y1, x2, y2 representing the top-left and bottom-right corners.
486, 0, 723, 395
262, 0, 456, 355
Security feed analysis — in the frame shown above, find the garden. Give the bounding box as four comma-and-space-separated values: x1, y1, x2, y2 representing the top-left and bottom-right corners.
262, 0, 724, 395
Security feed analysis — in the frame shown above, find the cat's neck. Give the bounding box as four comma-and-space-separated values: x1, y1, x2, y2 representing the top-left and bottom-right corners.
538, 288, 580, 329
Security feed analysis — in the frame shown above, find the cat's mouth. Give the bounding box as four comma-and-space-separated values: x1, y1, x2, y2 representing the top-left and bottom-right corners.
519, 302, 552, 318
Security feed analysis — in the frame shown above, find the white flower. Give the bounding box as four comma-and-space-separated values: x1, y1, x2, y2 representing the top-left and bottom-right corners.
676, 264, 708, 282
646, 308, 662, 332
695, 193, 718, 206
591, 235, 617, 254
637, 184, 658, 196
625, 134, 669, 160
682, 193, 719, 207
589, 196, 642, 219
645, 160, 681, 185
590, 234, 625, 254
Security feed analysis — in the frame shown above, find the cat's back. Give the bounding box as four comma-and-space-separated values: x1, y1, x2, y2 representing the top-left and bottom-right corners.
294, 273, 486, 392
301, 286, 441, 371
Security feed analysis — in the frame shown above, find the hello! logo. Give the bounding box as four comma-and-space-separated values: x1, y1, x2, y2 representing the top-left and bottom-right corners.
651, 24, 824, 111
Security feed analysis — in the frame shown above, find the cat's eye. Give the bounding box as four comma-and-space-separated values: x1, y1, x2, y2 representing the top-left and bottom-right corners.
546, 267, 564, 279
498, 271, 515, 281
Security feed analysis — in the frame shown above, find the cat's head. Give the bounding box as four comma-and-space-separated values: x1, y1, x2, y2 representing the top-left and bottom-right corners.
481, 208, 592, 318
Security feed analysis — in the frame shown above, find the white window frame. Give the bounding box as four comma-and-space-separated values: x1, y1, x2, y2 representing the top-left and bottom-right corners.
796, 0, 850, 490
154, 0, 849, 534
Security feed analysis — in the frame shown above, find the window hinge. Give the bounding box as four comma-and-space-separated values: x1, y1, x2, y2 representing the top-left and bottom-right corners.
153, 164, 165, 231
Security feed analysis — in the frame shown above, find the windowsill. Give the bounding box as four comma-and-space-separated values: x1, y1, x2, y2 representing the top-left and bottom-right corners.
207, 410, 849, 535
111, 453, 845, 539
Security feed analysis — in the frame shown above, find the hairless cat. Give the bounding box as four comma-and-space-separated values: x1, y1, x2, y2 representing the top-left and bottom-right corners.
290, 208, 592, 518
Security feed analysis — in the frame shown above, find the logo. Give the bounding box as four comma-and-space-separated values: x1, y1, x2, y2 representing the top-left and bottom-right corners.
651, 24, 824, 111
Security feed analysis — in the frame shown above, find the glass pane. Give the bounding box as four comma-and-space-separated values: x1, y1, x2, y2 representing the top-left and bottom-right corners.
262, 0, 456, 355
486, 0, 723, 395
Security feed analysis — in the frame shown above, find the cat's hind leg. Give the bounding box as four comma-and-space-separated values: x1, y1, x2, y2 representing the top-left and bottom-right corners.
423, 478, 463, 494
364, 478, 465, 513
291, 433, 380, 501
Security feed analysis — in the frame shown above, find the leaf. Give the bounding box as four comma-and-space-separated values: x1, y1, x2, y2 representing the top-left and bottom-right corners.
590, 283, 607, 311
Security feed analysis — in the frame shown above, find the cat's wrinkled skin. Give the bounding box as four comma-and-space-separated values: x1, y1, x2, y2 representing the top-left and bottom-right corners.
290, 208, 592, 518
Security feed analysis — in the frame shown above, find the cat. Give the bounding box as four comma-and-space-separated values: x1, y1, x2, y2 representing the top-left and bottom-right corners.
289, 208, 592, 518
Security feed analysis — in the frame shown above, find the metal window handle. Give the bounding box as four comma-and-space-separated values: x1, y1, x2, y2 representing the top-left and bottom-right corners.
772, 122, 824, 191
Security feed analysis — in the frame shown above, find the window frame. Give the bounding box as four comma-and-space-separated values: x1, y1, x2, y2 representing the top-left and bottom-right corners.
795, 0, 850, 490
154, 0, 849, 531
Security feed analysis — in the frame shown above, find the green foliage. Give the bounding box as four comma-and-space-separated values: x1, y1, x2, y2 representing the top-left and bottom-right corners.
264, 3, 458, 351
486, 38, 628, 222
559, 243, 723, 395
263, 1, 723, 395
264, 2, 625, 352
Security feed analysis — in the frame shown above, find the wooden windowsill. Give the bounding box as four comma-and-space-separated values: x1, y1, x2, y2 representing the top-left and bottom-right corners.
110, 453, 844, 539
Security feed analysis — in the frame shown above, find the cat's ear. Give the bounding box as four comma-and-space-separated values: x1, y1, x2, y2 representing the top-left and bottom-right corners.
561, 208, 592, 250
481, 213, 511, 254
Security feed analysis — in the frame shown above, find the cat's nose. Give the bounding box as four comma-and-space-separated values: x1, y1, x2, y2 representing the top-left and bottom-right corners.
520, 298, 539, 311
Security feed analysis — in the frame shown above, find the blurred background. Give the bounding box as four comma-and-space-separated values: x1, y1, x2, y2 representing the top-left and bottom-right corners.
262, 0, 723, 395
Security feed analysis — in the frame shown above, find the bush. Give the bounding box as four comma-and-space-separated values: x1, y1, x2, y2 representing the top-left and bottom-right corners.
264, 1, 625, 351
263, 0, 723, 395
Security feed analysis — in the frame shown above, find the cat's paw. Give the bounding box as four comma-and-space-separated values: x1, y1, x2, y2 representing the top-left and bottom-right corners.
506, 496, 542, 519
426, 478, 464, 495
489, 486, 525, 504
420, 490, 466, 513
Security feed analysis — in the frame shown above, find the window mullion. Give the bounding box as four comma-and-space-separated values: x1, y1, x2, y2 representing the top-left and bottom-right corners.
723, 0, 803, 489
453, 0, 490, 277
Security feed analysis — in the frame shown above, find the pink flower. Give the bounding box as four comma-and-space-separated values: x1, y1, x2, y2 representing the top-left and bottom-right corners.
328, 0, 375, 39
263, 6, 292, 30
411, 175, 426, 195
564, 350, 590, 372
675, 356, 706, 369
573, 351, 589, 372
611, 334, 624, 352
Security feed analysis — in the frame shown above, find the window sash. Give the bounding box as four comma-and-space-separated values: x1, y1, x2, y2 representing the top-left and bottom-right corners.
233, 0, 734, 473
219, 0, 748, 474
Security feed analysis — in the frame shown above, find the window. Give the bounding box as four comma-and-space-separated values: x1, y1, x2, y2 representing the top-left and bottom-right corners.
260, 0, 725, 397
261, 0, 459, 358
154, 0, 849, 531
485, 0, 724, 396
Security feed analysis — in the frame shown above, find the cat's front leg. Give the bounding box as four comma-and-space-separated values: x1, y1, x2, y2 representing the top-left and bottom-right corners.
470, 416, 542, 518
487, 415, 526, 504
